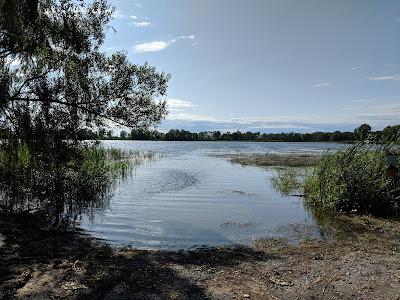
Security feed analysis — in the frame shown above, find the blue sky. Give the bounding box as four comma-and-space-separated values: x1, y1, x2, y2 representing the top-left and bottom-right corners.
105, 0, 400, 133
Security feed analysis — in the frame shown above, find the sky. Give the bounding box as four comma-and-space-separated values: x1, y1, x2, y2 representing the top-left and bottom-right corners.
104, 0, 400, 133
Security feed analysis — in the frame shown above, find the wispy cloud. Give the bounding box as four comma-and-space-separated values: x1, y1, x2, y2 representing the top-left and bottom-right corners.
132, 21, 152, 27
133, 35, 196, 53
368, 74, 400, 81
160, 102, 400, 133
130, 15, 138, 19
167, 99, 199, 109
133, 3, 143, 8
312, 82, 332, 88
112, 10, 126, 19
348, 99, 373, 103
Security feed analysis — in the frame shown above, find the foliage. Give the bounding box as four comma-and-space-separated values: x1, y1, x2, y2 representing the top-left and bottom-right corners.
354, 124, 372, 141
304, 142, 400, 216
0, 0, 168, 140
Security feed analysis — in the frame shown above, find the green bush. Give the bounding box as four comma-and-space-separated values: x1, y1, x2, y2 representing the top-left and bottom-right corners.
304, 143, 400, 216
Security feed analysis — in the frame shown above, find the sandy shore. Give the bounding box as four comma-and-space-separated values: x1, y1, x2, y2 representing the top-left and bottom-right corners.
1, 213, 400, 299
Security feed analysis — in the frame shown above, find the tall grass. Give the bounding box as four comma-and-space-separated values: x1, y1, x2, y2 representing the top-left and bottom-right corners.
0, 140, 150, 225
304, 143, 400, 216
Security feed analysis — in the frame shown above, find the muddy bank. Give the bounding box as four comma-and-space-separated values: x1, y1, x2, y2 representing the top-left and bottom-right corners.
1, 213, 400, 299
213, 153, 322, 167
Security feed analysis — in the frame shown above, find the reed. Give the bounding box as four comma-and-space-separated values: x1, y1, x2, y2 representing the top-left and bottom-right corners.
304, 143, 400, 216
0, 140, 149, 225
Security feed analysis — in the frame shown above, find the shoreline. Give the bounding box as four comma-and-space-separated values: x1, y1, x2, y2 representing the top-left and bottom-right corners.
1, 213, 400, 299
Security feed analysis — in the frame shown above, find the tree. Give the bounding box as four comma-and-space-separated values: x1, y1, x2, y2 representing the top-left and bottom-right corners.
0, 0, 169, 146
354, 124, 372, 141
120, 130, 127, 139
381, 125, 400, 142
212, 131, 221, 141
0, 0, 170, 224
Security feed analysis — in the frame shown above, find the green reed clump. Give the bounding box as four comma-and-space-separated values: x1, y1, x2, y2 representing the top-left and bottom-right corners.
0, 140, 142, 225
304, 143, 400, 216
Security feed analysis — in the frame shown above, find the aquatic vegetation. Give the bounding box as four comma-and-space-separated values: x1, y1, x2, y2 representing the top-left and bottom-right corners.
270, 168, 306, 196
221, 153, 322, 168
304, 143, 400, 216
0, 140, 149, 225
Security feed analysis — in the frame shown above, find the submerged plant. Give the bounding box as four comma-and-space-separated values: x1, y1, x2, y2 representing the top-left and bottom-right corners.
270, 167, 306, 196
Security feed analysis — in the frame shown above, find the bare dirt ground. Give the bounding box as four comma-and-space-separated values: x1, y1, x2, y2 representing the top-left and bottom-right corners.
1, 213, 400, 299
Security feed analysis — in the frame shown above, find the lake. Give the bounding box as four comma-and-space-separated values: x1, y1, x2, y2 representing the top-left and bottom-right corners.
80, 141, 347, 249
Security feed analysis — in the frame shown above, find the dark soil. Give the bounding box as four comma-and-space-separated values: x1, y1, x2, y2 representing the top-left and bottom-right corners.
1, 213, 400, 299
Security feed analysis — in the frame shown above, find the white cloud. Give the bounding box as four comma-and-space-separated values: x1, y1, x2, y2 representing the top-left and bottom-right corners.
132, 21, 152, 27
178, 35, 195, 40
133, 3, 143, 8
368, 75, 400, 81
134, 41, 170, 53
130, 15, 138, 19
133, 35, 196, 53
312, 82, 332, 88
160, 108, 400, 132
167, 99, 199, 109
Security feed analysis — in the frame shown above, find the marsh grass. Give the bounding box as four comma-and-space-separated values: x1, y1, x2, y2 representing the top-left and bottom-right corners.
304, 143, 400, 216
269, 142, 400, 216
0, 140, 152, 225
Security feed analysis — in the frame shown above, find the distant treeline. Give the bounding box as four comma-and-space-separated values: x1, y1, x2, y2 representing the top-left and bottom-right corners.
65, 124, 400, 143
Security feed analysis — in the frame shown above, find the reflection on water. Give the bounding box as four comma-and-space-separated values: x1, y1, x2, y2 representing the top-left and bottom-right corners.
80, 141, 348, 249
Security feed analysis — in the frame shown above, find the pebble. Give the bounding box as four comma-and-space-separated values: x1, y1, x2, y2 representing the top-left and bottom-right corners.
243, 294, 250, 298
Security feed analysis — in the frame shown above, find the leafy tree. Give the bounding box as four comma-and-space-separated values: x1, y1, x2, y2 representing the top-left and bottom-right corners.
0, 0, 169, 223
381, 125, 400, 142
354, 124, 372, 141
0, 0, 169, 146
120, 130, 127, 139
212, 131, 221, 140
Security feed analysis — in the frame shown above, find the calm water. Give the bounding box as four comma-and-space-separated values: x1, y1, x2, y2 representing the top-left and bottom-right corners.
81, 141, 347, 249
